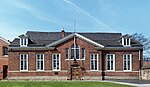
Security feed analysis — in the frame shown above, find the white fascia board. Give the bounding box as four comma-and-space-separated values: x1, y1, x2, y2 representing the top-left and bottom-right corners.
0, 36, 10, 44
47, 33, 104, 48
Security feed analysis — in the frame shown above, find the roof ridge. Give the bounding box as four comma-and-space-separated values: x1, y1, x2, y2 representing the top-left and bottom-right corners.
26, 31, 121, 34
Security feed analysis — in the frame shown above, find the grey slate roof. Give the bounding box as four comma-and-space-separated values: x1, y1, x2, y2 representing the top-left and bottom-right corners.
9, 31, 142, 47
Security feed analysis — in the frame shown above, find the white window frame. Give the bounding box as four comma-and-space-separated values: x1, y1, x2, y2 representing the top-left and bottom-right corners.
70, 44, 80, 60
20, 54, 28, 71
106, 54, 115, 71
123, 54, 132, 71
36, 54, 44, 71
90, 53, 99, 71
122, 38, 131, 47
20, 38, 28, 47
52, 53, 61, 71
81, 48, 85, 60
65, 48, 69, 59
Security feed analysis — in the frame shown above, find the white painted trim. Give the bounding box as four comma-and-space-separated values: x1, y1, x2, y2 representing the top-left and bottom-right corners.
52, 53, 61, 71
36, 54, 44, 71
47, 33, 104, 47
0, 36, 9, 44
90, 53, 99, 71
20, 54, 28, 72
139, 50, 141, 60
122, 38, 131, 47
20, 38, 28, 47
123, 54, 132, 71
106, 54, 115, 71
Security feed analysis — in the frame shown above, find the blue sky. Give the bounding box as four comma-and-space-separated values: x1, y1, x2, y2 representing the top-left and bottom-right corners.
0, 0, 150, 41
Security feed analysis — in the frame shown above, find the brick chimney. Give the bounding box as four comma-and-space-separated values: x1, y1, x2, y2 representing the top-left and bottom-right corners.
61, 28, 65, 38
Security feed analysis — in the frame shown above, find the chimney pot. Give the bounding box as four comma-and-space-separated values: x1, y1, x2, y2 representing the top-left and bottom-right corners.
61, 28, 65, 38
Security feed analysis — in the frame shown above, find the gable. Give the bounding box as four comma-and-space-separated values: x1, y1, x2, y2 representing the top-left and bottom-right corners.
46, 33, 104, 48
0, 36, 9, 45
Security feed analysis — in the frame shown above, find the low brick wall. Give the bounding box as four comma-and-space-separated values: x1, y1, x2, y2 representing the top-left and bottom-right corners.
104, 76, 139, 80
8, 76, 68, 81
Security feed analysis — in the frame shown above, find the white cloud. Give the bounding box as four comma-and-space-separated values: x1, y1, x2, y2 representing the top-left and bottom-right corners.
63, 0, 114, 32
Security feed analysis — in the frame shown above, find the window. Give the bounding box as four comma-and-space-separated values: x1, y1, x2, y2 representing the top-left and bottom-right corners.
3, 47, 8, 55
20, 54, 28, 71
82, 48, 85, 59
36, 54, 44, 71
106, 54, 115, 71
65, 48, 69, 59
20, 38, 28, 47
90, 54, 98, 71
71, 44, 80, 59
52, 54, 60, 71
122, 38, 131, 46
123, 54, 132, 71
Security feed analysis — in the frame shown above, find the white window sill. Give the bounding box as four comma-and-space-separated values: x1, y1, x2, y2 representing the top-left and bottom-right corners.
52, 70, 60, 72
90, 70, 99, 71
20, 70, 28, 72
3, 55, 8, 57
106, 70, 115, 72
123, 70, 132, 72
65, 59, 85, 60
36, 70, 44, 72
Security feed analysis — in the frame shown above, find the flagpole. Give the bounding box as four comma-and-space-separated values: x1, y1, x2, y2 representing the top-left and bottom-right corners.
74, 10, 76, 60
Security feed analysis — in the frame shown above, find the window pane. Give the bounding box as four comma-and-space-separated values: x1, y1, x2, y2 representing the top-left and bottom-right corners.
24, 39, 26, 45
123, 54, 131, 71
107, 54, 114, 71
52, 54, 60, 71
82, 48, 85, 58
36, 54, 44, 70
65, 48, 69, 59
90, 54, 98, 70
21, 39, 23, 45
20, 54, 28, 71
124, 39, 126, 45
71, 44, 80, 59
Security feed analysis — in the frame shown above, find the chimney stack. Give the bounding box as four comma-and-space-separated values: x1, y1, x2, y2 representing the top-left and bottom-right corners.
61, 28, 65, 38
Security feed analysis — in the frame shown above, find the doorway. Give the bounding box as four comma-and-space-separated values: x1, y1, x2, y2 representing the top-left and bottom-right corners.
71, 67, 80, 80
3, 65, 8, 79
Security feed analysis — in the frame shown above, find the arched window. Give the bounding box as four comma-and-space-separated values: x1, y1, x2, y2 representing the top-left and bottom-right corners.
71, 44, 80, 59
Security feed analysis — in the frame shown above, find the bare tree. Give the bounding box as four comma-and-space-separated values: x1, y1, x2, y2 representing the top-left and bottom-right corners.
132, 33, 150, 57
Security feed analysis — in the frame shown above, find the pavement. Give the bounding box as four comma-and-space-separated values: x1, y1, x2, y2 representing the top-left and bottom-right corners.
107, 80, 150, 87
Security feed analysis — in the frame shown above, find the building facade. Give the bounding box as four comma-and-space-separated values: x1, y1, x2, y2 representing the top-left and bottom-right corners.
8, 30, 143, 80
0, 36, 9, 80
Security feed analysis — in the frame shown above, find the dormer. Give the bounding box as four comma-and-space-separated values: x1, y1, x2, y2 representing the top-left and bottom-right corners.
19, 34, 28, 47
121, 34, 131, 47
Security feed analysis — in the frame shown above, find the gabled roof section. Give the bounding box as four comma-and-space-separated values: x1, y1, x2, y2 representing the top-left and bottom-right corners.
0, 36, 10, 44
122, 34, 131, 38
47, 33, 104, 47
19, 34, 28, 38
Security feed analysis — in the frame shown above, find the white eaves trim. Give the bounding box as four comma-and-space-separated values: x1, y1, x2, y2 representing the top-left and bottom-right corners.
46, 33, 104, 47
0, 36, 10, 44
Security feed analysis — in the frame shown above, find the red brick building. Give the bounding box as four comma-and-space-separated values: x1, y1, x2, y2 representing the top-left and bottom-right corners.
8, 30, 143, 80
0, 36, 9, 80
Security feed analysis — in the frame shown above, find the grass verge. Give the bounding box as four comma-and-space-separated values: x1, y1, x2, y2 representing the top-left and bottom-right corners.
0, 81, 134, 87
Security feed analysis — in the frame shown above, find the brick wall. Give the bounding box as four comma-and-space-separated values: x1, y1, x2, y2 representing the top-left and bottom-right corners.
8, 38, 141, 80
0, 38, 9, 79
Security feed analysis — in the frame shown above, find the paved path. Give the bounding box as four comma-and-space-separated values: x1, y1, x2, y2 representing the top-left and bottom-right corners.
107, 80, 150, 87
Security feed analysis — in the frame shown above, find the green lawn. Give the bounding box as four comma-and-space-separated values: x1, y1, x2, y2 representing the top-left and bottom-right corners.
0, 81, 134, 87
